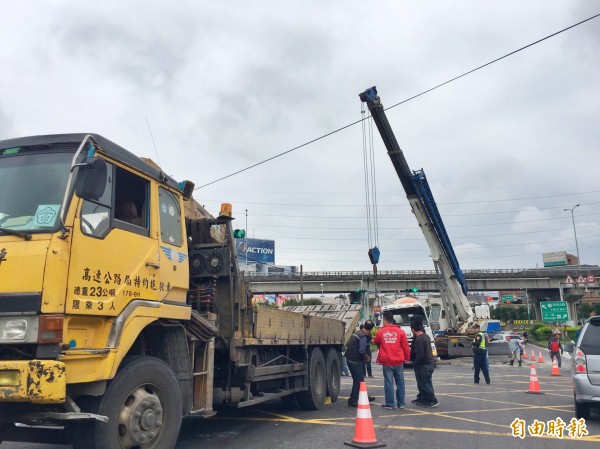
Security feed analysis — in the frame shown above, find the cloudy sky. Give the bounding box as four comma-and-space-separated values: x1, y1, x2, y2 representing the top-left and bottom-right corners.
2, 1, 599, 273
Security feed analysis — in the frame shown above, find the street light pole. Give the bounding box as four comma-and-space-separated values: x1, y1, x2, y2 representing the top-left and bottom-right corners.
564, 204, 581, 266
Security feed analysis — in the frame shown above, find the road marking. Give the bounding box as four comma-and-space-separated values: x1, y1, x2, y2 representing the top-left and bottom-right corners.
210, 415, 598, 443
438, 392, 577, 412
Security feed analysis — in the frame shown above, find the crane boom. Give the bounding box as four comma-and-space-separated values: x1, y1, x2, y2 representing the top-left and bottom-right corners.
359, 86, 483, 332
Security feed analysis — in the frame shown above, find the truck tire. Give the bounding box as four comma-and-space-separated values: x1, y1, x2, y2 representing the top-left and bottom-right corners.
325, 349, 341, 403
76, 356, 182, 449
297, 347, 326, 410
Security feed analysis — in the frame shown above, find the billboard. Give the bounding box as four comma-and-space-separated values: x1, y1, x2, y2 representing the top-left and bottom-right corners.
236, 238, 275, 264
543, 251, 567, 267
251, 294, 296, 307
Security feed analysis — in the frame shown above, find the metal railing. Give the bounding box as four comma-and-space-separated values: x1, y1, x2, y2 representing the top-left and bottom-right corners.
245, 266, 599, 278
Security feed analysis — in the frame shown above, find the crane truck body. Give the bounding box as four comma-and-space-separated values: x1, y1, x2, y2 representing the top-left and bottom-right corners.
0, 133, 357, 448
359, 87, 499, 357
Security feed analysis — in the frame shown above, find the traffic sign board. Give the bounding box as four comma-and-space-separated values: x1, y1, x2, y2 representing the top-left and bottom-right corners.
540, 301, 569, 322
564, 275, 574, 284
564, 274, 596, 285
586, 274, 596, 283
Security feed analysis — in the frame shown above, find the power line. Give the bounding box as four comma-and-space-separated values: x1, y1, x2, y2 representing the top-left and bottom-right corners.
216, 201, 600, 219
277, 233, 600, 253
275, 242, 600, 264
201, 190, 600, 207
240, 211, 600, 231
195, 13, 600, 189
247, 222, 600, 241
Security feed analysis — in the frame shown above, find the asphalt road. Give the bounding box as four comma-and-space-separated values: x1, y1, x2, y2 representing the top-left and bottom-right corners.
3, 352, 599, 449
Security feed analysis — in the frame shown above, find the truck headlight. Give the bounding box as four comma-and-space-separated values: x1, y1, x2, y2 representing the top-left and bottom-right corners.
1, 319, 28, 341
0, 316, 39, 343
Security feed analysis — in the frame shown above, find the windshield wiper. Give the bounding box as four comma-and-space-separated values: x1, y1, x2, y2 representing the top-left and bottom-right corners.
0, 227, 32, 240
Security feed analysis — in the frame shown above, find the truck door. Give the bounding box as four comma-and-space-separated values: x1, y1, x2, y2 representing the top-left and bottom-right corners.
155, 186, 188, 303
66, 163, 161, 316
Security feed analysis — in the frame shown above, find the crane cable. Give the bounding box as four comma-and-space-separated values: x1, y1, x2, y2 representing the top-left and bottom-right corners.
368, 112, 380, 248
361, 104, 373, 249
360, 105, 381, 251
361, 104, 381, 308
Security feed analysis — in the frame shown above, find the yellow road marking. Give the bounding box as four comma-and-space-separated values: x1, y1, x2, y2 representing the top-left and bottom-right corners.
210, 415, 598, 443
438, 392, 576, 412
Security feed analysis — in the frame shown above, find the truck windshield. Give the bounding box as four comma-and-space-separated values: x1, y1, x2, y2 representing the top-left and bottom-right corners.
0, 147, 75, 233
390, 306, 429, 326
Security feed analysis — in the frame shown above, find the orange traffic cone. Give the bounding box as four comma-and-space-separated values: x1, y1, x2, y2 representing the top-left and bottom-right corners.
526, 364, 544, 394
522, 348, 527, 359
345, 382, 386, 448
538, 351, 545, 363
551, 359, 561, 376
531, 350, 536, 360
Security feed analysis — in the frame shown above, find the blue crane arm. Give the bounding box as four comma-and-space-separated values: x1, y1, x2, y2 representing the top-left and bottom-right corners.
359, 86, 468, 296
411, 169, 468, 295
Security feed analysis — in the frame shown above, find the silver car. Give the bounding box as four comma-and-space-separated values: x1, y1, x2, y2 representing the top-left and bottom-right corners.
565, 316, 600, 419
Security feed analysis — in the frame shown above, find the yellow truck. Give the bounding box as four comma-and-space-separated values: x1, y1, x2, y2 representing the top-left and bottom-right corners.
0, 134, 357, 448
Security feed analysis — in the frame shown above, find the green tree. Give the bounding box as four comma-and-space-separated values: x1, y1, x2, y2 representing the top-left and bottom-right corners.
516, 306, 528, 320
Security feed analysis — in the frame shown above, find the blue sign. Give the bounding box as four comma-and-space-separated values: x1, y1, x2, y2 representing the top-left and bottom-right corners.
236, 238, 275, 264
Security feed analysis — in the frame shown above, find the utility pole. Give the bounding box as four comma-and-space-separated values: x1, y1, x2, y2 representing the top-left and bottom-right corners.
300, 265, 304, 306
564, 204, 581, 266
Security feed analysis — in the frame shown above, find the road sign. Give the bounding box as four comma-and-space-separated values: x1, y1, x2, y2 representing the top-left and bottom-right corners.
564, 275, 574, 284
540, 301, 569, 322
564, 274, 596, 284
586, 274, 596, 283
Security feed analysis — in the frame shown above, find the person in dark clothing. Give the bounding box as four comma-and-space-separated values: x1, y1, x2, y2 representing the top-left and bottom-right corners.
345, 320, 376, 407
410, 319, 438, 408
359, 324, 373, 377
471, 324, 490, 384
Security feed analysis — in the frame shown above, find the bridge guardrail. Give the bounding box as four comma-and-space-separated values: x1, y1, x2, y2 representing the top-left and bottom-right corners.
245, 266, 600, 281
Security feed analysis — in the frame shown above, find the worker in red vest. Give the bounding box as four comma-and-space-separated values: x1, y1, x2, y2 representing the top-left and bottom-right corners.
547, 333, 563, 367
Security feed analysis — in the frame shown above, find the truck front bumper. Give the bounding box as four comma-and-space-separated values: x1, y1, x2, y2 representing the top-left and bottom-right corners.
0, 360, 66, 404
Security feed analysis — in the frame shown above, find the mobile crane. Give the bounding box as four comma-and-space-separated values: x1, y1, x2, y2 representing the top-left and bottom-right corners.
359, 87, 499, 357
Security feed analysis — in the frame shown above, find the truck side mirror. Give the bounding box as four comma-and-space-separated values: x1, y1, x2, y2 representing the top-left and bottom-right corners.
564, 343, 574, 353
75, 157, 107, 200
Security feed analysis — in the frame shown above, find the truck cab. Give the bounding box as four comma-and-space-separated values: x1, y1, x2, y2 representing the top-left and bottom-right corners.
381, 298, 438, 361
0, 134, 195, 443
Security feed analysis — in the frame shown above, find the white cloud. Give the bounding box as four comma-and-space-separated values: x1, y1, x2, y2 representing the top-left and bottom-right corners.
1, 0, 599, 272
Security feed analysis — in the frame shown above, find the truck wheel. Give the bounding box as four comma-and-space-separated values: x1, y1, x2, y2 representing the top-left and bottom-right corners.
325, 349, 341, 403
297, 347, 326, 410
80, 356, 182, 449
574, 394, 590, 420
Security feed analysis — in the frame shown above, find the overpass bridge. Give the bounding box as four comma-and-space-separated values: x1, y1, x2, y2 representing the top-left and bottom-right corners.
247, 267, 600, 305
